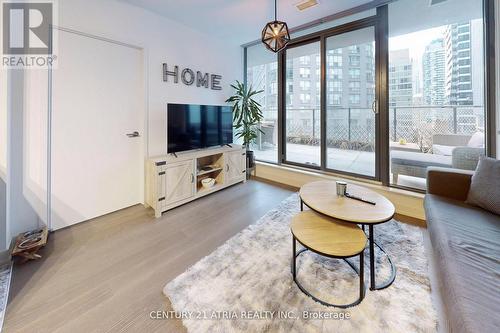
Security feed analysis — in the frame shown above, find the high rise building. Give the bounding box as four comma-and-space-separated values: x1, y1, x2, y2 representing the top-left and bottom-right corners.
422, 38, 446, 106
324, 43, 376, 144
246, 61, 278, 121
247, 42, 376, 144
444, 23, 473, 106
388, 49, 414, 141
389, 49, 413, 107
444, 20, 484, 132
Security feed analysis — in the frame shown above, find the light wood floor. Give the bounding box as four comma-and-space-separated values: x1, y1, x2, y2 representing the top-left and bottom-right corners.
4, 180, 295, 333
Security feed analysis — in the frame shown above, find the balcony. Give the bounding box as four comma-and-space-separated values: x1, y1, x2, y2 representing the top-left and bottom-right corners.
253, 105, 485, 189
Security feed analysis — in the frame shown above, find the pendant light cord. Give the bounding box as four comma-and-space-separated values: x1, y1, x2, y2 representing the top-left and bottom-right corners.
274, 0, 277, 21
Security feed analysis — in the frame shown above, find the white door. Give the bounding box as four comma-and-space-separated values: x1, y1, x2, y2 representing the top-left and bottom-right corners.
51, 30, 144, 230
165, 160, 195, 206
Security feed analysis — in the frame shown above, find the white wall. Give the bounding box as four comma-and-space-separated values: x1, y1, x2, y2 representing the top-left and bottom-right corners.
23, 70, 49, 226
0, 69, 7, 250
496, 0, 500, 158
2, 0, 243, 249
0, 70, 6, 179
0, 178, 5, 251
58, 0, 243, 156
7, 70, 42, 245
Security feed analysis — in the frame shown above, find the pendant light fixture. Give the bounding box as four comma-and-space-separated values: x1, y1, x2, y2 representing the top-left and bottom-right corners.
261, 0, 290, 53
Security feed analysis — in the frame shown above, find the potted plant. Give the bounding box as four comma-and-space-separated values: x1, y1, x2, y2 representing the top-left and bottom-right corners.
226, 81, 264, 169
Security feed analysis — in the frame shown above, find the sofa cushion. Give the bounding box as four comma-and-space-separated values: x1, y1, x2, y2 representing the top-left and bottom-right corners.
391, 150, 452, 168
432, 144, 455, 156
425, 194, 500, 333
466, 156, 500, 216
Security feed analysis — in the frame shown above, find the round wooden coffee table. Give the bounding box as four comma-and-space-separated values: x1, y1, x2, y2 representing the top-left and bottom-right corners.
291, 210, 367, 308
299, 181, 396, 290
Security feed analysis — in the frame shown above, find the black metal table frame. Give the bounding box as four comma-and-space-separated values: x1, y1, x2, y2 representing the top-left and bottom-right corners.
292, 235, 366, 308
300, 198, 396, 291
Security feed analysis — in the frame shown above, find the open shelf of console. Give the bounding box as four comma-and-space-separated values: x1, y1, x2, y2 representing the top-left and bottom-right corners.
197, 167, 223, 177
196, 152, 224, 192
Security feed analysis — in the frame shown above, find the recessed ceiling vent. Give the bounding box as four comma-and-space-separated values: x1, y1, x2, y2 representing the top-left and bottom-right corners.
295, 0, 319, 11
430, 0, 448, 6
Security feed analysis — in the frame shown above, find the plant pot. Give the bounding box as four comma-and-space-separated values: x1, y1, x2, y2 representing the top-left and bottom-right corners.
246, 150, 256, 168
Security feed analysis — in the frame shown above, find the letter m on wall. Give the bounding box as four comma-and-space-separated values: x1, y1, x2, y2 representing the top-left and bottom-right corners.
196, 71, 209, 88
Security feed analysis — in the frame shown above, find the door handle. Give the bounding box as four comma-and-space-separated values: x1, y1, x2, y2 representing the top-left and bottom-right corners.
371, 100, 379, 115
126, 131, 140, 138
226, 164, 230, 172
191, 173, 194, 183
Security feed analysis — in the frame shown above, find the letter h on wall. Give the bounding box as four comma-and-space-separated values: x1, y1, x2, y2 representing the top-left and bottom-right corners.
163, 63, 178, 83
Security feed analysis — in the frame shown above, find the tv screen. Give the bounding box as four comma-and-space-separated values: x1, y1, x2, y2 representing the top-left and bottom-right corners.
168, 104, 233, 153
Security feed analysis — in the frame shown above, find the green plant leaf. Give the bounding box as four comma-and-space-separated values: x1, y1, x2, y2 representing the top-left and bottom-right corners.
225, 80, 265, 146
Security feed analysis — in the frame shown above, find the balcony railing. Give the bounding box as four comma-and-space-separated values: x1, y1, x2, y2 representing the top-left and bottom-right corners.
285, 108, 375, 151
254, 105, 484, 153
389, 105, 484, 152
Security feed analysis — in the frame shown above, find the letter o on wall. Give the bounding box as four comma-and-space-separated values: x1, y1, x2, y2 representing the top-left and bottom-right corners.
181, 68, 195, 85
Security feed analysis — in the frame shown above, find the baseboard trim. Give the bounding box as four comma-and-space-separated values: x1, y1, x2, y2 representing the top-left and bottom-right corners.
251, 175, 299, 191
394, 213, 426, 228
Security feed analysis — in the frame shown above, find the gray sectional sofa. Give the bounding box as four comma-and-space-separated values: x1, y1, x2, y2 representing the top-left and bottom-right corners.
424, 167, 500, 333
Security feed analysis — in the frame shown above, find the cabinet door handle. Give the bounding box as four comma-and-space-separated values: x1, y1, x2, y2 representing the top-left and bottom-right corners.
226, 164, 229, 172
191, 173, 194, 183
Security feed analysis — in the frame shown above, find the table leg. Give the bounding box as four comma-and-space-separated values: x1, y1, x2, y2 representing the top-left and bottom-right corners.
292, 246, 365, 308
300, 199, 303, 211
368, 224, 397, 291
360, 250, 365, 299
292, 236, 296, 279
369, 225, 375, 290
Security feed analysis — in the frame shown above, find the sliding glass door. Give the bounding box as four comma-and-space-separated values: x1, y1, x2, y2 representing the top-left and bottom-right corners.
282, 22, 379, 178
283, 40, 321, 167
325, 27, 377, 177
246, 1, 494, 189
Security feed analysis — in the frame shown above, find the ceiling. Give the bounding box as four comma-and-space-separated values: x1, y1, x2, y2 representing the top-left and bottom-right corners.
118, 0, 373, 45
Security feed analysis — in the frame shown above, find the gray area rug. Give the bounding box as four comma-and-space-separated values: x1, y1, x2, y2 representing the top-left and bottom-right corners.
164, 194, 437, 332
0, 263, 12, 332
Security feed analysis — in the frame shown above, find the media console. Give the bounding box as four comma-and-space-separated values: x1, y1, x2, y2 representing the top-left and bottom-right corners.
146, 145, 246, 218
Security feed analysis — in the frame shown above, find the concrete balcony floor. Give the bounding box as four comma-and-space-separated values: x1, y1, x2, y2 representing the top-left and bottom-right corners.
254, 143, 427, 190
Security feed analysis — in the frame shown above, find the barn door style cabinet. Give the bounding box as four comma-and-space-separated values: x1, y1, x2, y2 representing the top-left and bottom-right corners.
146, 145, 246, 218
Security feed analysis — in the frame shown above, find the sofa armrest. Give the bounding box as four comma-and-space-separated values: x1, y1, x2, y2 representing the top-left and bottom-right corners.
452, 147, 484, 170
426, 167, 474, 201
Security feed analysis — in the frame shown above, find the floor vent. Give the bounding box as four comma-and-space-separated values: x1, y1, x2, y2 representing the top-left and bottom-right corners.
295, 0, 319, 11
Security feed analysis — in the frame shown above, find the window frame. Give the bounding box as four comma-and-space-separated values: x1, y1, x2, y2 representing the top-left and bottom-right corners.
243, 0, 497, 191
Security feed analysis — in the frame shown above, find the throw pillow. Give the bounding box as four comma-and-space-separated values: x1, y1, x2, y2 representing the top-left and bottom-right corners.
433, 144, 455, 156
466, 156, 500, 215
467, 132, 485, 148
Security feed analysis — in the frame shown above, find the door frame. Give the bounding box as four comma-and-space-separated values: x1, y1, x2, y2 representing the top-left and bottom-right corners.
47, 26, 149, 230
278, 7, 388, 181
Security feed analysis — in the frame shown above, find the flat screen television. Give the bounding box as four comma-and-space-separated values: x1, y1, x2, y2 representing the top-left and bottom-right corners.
167, 103, 233, 153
